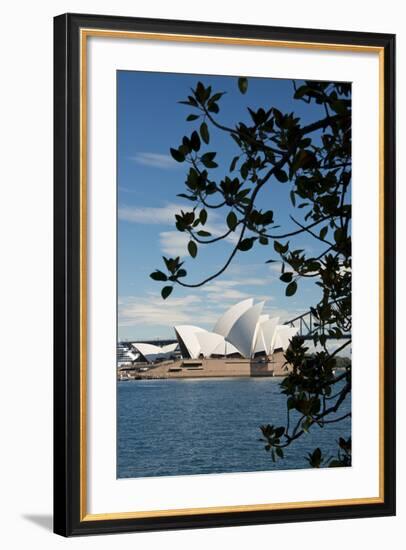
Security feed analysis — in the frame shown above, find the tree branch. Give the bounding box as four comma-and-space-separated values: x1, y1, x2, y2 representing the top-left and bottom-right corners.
290, 215, 335, 246
187, 225, 239, 245
175, 149, 292, 287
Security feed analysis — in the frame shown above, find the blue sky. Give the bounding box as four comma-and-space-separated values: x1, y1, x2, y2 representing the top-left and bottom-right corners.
117, 71, 332, 341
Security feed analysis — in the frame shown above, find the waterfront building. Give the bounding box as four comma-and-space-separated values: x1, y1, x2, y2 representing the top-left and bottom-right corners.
117, 343, 138, 366
119, 299, 298, 364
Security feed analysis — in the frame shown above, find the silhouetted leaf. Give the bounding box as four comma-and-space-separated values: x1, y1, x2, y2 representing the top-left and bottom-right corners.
280, 272, 293, 283
201, 152, 217, 168
238, 238, 254, 251
207, 102, 219, 113
275, 169, 288, 183
170, 148, 185, 162
274, 427, 285, 438
177, 193, 196, 201
200, 122, 210, 144
178, 96, 198, 107
274, 240, 289, 254
286, 281, 297, 296
307, 261, 321, 272
294, 85, 310, 99
319, 226, 328, 240
226, 211, 238, 230
330, 100, 347, 115
334, 228, 344, 243
210, 92, 226, 102
230, 156, 239, 172
150, 270, 167, 282
308, 447, 323, 467
240, 162, 249, 180
188, 241, 198, 258
238, 77, 248, 94
195, 81, 206, 103
190, 130, 201, 152
161, 286, 173, 300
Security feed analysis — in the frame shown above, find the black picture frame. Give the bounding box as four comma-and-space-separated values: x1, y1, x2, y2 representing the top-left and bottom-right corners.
54, 12, 396, 536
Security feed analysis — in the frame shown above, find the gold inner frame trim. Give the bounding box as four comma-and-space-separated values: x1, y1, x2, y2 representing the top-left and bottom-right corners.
79, 28, 385, 522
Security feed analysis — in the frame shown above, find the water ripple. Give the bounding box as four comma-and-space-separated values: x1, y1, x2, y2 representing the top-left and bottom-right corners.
117, 378, 351, 478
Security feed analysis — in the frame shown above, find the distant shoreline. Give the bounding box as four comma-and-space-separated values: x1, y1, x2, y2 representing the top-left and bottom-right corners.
120, 376, 285, 382
117, 352, 350, 381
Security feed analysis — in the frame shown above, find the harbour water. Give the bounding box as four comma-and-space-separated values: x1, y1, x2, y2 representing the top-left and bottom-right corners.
117, 377, 351, 478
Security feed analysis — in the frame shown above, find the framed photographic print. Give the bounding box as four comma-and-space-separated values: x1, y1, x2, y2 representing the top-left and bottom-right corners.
53, 13, 396, 536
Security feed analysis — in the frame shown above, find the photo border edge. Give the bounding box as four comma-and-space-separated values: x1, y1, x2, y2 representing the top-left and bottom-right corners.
53, 12, 396, 537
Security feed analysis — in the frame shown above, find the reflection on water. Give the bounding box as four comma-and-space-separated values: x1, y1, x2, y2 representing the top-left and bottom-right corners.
117, 377, 351, 478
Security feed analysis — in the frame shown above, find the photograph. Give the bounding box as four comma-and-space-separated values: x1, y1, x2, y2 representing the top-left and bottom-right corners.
52, 13, 395, 535
116, 71, 352, 479
0, 1, 400, 545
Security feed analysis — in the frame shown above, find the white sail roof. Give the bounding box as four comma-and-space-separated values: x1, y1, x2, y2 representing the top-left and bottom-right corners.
196, 331, 225, 357
161, 342, 178, 353
226, 301, 265, 358
254, 316, 280, 354
174, 325, 207, 359
126, 349, 140, 361
273, 326, 299, 352
195, 331, 240, 356
169, 300, 300, 360
212, 340, 240, 356
213, 298, 254, 337
131, 342, 173, 363
131, 342, 162, 355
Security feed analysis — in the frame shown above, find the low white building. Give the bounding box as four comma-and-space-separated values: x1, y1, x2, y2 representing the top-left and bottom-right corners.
129, 342, 179, 363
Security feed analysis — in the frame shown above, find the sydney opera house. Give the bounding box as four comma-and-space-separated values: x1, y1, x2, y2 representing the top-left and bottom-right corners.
118, 299, 298, 379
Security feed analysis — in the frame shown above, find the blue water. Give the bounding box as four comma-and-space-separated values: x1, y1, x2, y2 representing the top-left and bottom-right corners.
117, 377, 351, 478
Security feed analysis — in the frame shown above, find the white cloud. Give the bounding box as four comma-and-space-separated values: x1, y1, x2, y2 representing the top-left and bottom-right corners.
118, 293, 218, 330
201, 278, 274, 304
268, 262, 283, 274
207, 289, 250, 301
119, 201, 238, 234
118, 202, 186, 225
227, 263, 272, 277
159, 231, 189, 257
157, 220, 242, 258
119, 288, 288, 338
118, 201, 242, 259
130, 152, 179, 169
118, 201, 237, 257
204, 221, 240, 245
264, 306, 302, 323
203, 278, 268, 292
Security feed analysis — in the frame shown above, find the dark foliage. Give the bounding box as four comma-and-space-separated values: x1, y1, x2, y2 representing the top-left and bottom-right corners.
150, 77, 352, 466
